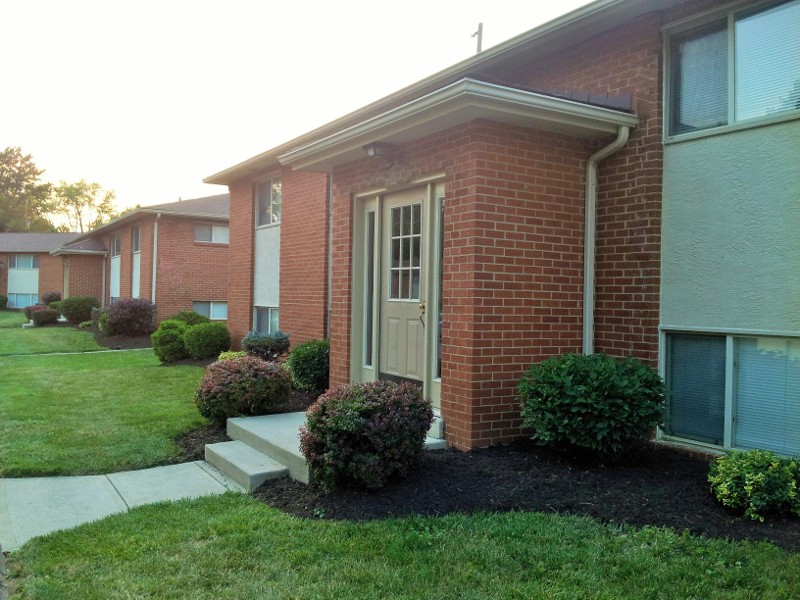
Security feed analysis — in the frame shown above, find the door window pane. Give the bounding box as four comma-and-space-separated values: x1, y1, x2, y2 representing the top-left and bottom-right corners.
666, 334, 726, 444
388, 202, 422, 301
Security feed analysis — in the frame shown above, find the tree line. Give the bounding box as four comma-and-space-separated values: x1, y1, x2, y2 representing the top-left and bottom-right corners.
0, 146, 121, 233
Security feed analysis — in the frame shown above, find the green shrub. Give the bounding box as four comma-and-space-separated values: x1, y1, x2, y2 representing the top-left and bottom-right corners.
183, 322, 231, 359
48, 300, 63, 313
151, 319, 189, 363
242, 330, 290, 361
30, 306, 59, 326
218, 350, 247, 360
98, 311, 117, 336
79, 320, 93, 329
518, 353, 665, 458
40, 290, 62, 305
194, 355, 291, 423
0, 294, 7, 310
105, 298, 156, 336
287, 339, 330, 392
300, 381, 434, 490
709, 449, 800, 522
168, 310, 212, 326
60, 295, 99, 324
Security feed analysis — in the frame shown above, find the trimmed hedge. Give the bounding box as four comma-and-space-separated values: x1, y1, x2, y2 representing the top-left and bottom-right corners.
151, 319, 189, 363
300, 381, 434, 490
41, 290, 62, 305
30, 306, 59, 326
518, 353, 665, 458
60, 295, 99, 324
105, 298, 156, 336
194, 355, 291, 423
184, 322, 231, 359
287, 339, 329, 392
709, 450, 800, 522
168, 311, 212, 327
23, 305, 39, 320
242, 331, 290, 361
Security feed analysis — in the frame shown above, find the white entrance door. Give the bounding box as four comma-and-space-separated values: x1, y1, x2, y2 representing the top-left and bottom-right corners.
379, 188, 426, 383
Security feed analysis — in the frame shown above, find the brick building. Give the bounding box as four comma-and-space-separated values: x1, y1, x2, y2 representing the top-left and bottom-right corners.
53, 194, 230, 323
207, 0, 800, 453
0, 233, 81, 308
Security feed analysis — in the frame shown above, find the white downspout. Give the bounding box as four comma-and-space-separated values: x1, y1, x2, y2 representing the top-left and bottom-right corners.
101, 256, 107, 307
326, 174, 333, 339
583, 125, 630, 356
152, 213, 161, 304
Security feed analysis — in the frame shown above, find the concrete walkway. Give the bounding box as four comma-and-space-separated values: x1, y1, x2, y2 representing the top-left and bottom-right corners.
0, 461, 243, 552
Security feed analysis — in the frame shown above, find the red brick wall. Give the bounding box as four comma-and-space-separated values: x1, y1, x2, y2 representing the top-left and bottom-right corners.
330, 120, 592, 449
35, 254, 63, 299
504, 12, 664, 365
64, 254, 103, 299
226, 180, 256, 347
279, 168, 330, 346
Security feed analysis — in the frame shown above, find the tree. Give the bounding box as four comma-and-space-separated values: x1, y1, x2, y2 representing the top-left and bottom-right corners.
51, 179, 118, 232
0, 147, 54, 232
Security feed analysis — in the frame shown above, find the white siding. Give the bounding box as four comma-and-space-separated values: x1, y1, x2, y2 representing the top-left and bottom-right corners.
253, 224, 280, 307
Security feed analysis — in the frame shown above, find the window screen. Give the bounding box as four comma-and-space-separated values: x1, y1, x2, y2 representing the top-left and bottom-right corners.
666, 334, 726, 444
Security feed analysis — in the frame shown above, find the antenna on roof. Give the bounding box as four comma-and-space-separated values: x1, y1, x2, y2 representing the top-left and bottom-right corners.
472, 23, 483, 54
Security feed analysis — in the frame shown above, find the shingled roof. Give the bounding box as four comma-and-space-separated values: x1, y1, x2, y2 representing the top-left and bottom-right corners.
0, 232, 81, 253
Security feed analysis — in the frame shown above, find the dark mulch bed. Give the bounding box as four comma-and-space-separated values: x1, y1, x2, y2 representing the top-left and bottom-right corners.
92, 327, 153, 350
89, 326, 800, 552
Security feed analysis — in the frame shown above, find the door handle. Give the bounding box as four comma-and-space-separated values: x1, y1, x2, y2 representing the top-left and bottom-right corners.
419, 302, 425, 328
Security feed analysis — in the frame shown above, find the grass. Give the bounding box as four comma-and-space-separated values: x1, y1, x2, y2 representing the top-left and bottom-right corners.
6, 494, 800, 599
0, 311, 103, 355
0, 350, 207, 476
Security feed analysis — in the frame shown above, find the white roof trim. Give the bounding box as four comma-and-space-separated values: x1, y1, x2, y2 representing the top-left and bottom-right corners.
279, 79, 639, 172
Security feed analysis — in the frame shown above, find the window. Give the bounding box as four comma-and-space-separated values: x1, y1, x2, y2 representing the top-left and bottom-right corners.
111, 234, 121, 257
256, 177, 281, 226
254, 306, 279, 335
8, 293, 37, 308
192, 301, 228, 320
389, 203, 421, 300
668, 0, 800, 136
9, 255, 39, 269
664, 333, 800, 456
194, 224, 230, 244
132, 225, 141, 253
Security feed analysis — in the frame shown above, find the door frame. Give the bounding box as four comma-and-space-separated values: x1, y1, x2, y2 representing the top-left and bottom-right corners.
351, 176, 444, 408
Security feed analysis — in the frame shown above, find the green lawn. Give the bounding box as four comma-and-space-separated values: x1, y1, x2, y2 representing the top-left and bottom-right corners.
6, 494, 800, 599
0, 311, 103, 355
0, 350, 207, 476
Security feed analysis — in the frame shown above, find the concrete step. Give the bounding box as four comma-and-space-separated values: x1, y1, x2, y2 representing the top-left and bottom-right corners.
205, 441, 289, 491
429, 410, 444, 439
227, 413, 310, 484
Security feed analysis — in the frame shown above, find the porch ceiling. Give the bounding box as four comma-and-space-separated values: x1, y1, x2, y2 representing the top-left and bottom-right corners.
279, 78, 640, 172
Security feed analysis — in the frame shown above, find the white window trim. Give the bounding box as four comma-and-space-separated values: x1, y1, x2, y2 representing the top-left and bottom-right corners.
663, 0, 800, 143
194, 223, 229, 244
255, 176, 282, 229
658, 326, 800, 452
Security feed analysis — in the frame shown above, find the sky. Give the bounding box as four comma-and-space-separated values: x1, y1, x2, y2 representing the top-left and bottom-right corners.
2, 0, 593, 212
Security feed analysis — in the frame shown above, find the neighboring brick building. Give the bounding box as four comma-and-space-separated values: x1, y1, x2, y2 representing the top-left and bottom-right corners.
0, 233, 81, 308
207, 0, 800, 452
53, 194, 230, 323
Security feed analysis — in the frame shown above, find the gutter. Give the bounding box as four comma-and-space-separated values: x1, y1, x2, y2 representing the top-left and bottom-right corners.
582, 125, 630, 355
152, 213, 161, 304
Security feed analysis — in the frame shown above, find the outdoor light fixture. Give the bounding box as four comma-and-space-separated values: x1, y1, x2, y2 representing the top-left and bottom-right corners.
363, 142, 395, 159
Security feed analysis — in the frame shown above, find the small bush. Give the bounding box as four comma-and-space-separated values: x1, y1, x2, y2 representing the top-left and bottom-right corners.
518, 353, 665, 458
60, 295, 99, 324
194, 355, 291, 423
151, 319, 189, 363
300, 381, 434, 490
40, 290, 62, 305
218, 350, 247, 360
184, 322, 231, 359
709, 450, 800, 522
79, 320, 93, 329
0, 295, 7, 310
30, 306, 59, 326
104, 298, 156, 336
98, 311, 117, 335
287, 339, 330, 392
242, 330, 290, 361
168, 311, 212, 326
23, 305, 39, 320
48, 300, 63, 313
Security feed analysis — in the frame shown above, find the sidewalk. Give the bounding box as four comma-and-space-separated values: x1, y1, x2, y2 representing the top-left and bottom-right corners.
0, 462, 243, 552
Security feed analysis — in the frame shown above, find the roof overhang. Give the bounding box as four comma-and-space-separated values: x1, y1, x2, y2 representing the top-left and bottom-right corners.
51, 248, 108, 257
279, 79, 639, 172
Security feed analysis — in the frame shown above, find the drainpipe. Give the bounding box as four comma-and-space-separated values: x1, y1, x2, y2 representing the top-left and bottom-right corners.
152, 213, 161, 304
326, 174, 333, 339
582, 125, 630, 356
102, 256, 107, 308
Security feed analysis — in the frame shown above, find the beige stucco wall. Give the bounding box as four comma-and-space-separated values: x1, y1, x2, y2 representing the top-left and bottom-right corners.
661, 119, 800, 334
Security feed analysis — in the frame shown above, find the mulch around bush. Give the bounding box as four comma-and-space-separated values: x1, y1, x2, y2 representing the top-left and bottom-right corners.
91, 329, 800, 552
